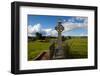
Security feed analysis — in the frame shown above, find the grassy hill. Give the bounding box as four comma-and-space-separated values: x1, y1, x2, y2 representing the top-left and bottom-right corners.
28, 40, 51, 60
28, 37, 88, 60
63, 37, 88, 59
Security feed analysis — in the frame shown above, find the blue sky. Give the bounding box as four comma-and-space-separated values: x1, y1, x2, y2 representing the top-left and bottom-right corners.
28, 15, 88, 37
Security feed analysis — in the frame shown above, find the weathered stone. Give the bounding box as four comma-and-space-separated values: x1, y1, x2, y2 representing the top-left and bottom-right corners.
53, 20, 65, 59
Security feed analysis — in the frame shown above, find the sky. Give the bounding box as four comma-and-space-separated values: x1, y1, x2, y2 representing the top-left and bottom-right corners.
28, 15, 88, 37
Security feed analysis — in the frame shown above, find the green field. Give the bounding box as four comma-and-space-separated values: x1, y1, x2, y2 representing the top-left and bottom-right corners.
28, 40, 51, 60
63, 37, 88, 59
28, 37, 88, 60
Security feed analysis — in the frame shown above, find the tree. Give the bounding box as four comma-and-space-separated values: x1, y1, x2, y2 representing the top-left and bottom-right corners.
62, 36, 66, 41
35, 32, 42, 39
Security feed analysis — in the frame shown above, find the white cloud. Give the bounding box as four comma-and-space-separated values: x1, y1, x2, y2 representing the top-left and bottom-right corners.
28, 17, 88, 37
28, 23, 41, 36
28, 23, 41, 33
50, 30, 57, 37
63, 19, 66, 22
28, 23, 55, 37
62, 17, 88, 32
42, 28, 52, 36
79, 33, 87, 36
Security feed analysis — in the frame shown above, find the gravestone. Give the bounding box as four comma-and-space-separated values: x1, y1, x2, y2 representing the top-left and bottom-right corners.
53, 19, 65, 59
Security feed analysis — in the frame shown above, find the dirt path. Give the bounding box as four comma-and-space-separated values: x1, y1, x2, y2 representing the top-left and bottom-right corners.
34, 51, 50, 60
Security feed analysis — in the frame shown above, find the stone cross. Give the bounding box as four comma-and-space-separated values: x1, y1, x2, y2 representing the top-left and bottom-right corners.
55, 20, 64, 49
54, 19, 65, 59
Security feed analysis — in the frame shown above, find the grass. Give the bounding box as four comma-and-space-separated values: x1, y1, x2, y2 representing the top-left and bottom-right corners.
28, 37, 88, 60
64, 37, 88, 58
28, 40, 50, 60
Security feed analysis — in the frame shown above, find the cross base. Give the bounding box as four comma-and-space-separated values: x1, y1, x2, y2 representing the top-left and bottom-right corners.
52, 48, 65, 59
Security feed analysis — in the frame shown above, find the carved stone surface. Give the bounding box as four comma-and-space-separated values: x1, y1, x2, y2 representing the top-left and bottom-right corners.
53, 20, 65, 59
